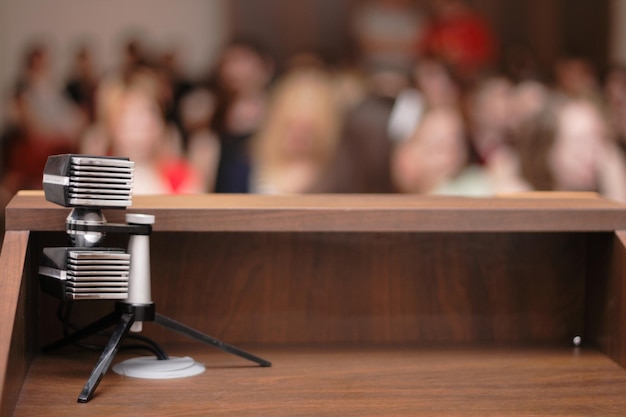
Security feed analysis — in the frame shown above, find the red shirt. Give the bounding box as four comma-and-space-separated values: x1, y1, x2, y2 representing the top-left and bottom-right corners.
420, 12, 497, 76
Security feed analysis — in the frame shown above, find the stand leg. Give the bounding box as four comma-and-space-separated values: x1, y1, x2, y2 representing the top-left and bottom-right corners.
154, 313, 271, 367
43, 311, 121, 353
78, 312, 135, 403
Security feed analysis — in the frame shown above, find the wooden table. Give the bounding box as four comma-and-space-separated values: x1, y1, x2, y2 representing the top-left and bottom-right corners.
2, 191, 626, 416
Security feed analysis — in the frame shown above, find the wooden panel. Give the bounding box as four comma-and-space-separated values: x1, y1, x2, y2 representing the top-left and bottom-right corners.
0, 231, 31, 417
43, 231, 587, 346
5, 192, 626, 415
13, 345, 626, 416
6, 192, 626, 233
586, 231, 626, 367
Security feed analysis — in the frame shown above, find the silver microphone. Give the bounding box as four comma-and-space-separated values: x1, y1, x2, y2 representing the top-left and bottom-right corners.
39, 154, 139, 301
39, 247, 131, 300
42, 154, 134, 208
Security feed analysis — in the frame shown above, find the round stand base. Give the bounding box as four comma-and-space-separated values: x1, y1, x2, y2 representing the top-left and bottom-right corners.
112, 356, 205, 379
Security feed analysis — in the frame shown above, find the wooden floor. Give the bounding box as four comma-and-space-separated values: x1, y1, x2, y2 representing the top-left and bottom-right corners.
12, 344, 626, 416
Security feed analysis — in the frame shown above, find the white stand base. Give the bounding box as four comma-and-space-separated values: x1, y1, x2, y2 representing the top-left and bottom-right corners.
112, 356, 205, 379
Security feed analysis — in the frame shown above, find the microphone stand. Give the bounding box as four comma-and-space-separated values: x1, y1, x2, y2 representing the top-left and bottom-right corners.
43, 210, 271, 403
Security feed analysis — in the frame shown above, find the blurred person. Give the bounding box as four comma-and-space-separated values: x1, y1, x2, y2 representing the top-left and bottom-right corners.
547, 99, 626, 201
210, 38, 275, 136
419, 0, 497, 82
603, 64, 626, 153
177, 87, 221, 192
81, 69, 200, 194
157, 46, 195, 137
386, 56, 461, 155
391, 105, 479, 195
331, 66, 369, 112
350, 0, 425, 73
553, 56, 602, 104
467, 76, 516, 163
249, 68, 342, 194
500, 44, 543, 84
3, 41, 84, 193
512, 79, 551, 126
413, 57, 461, 108
83, 36, 182, 157
11, 42, 86, 139
517, 96, 626, 202
508, 79, 554, 191
316, 65, 411, 193
209, 38, 275, 193
65, 44, 100, 124
392, 104, 526, 196
466, 76, 532, 193
120, 36, 153, 81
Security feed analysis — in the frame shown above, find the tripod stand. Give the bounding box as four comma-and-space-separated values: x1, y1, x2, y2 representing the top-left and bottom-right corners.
43, 212, 271, 403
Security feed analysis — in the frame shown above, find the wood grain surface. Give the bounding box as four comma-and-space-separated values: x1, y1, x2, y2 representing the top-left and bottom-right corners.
5, 192, 626, 416
39, 231, 588, 346
0, 232, 31, 417
6, 192, 626, 233
13, 344, 626, 417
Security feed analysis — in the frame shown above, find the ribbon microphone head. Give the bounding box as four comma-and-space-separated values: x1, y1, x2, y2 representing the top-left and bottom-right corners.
39, 247, 131, 301
42, 154, 134, 209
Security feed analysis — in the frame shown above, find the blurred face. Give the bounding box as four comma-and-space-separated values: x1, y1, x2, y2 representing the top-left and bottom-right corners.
555, 59, 597, 97
397, 108, 466, 192
258, 70, 339, 168
28, 48, 50, 77
280, 113, 318, 159
414, 60, 458, 107
276, 85, 331, 160
415, 109, 466, 180
219, 45, 271, 94
111, 90, 164, 160
512, 80, 548, 123
474, 78, 514, 130
549, 101, 605, 190
605, 68, 626, 102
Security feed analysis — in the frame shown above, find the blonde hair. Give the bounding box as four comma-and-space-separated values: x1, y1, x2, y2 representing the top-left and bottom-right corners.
252, 68, 342, 174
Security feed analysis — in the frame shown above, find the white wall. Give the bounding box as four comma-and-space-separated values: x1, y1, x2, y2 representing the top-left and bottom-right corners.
0, 0, 229, 125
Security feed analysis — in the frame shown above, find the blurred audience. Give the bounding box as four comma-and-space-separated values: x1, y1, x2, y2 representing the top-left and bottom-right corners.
350, 0, 425, 74
1, 41, 84, 203
2, 8, 626, 204
605, 64, 626, 154
82, 69, 201, 194
515, 94, 626, 202
250, 68, 341, 194
391, 105, 472, 194
553, 56, 602, 104
317, 63, 404, 194
65, 44, 100, 124
420, 0, 497, 82
413, 56, 461, 108
177, 87, 221, 192
209, 38, 275, 193
465, 76, 531, 193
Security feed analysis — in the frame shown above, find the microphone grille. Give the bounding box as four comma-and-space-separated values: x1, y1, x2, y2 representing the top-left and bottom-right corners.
43, 155, 135, 208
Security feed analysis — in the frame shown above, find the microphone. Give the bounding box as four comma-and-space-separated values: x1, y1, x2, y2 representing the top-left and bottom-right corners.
42, 154, 134, 208
39, 247, 130, 300
39, 154, 270, 403
39, 154, 137, 300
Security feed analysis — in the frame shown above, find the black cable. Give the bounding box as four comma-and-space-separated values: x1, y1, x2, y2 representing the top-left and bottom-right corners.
54, 300, 169, 359
126, 333, 169, 360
